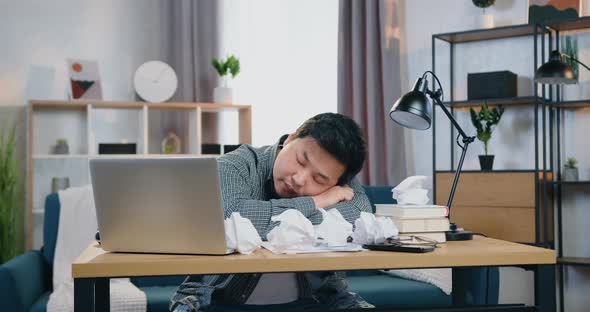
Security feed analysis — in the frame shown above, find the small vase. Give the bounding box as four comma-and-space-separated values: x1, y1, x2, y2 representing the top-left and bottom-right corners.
213, 76, 233, 104
213, 87, 233, 104
479, 155, 495, 171
51, 177, 70, 193
161, 132, 181, 154
54, 143, 69, 154
481, 14, 494, 29
563, 167, 579, 182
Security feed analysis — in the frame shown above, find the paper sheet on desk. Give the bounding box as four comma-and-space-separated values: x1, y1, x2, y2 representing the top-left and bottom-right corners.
261, 242, 365, 254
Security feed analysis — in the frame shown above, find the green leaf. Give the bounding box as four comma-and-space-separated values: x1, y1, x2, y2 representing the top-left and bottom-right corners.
211, 58, 227, 77
470, 103, 503, 154
226, 55, 240, 78
0, 119, 19, 263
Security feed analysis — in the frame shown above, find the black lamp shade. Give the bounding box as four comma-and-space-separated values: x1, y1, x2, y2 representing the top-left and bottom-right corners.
389, 81, 432, 130
535, 50, 577, 85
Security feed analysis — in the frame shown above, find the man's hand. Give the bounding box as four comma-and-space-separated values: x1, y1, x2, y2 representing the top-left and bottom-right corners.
312, 185, 354, 209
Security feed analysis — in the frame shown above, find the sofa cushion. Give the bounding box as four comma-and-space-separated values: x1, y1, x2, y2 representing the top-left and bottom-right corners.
347, 272, 451, 307
362, 185, 395, 213
29, 291, 50, 312
43, 193, 61, 268
141, 285, 179, 312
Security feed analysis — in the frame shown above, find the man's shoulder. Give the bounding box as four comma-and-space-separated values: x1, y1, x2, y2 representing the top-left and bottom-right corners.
218, 144, 273, 171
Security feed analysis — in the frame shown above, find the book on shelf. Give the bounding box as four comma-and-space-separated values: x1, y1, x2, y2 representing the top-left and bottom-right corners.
374, 204, 448, 218
398, 232, 447, 243
376, 215, 450, 233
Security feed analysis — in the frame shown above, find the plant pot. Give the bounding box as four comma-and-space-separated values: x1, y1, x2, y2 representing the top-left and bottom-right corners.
563, 167, 579, 182
51, 177, 70, 193
54, 143, 69, 154
481, 14, 494, 28
213, 87, 233, 104
478, 155, 495, 171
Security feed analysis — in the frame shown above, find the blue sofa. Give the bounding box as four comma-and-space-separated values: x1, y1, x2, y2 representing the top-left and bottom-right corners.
0, 186, 498, 311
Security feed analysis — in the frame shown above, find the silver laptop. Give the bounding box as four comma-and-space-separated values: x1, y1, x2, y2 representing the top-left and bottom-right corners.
89, 157, 228, 255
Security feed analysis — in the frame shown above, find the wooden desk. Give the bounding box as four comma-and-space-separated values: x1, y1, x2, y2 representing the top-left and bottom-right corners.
72, 236, 556, 311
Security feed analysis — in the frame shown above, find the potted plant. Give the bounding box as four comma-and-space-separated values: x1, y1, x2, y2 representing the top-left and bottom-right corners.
472, 0, 495, 28
563, 157, 579, 181
0, 122, 21, 263
470, 103, 504, 171
212, 55, 240, 104
54, 138, 69, 154
562, 35, 579, 100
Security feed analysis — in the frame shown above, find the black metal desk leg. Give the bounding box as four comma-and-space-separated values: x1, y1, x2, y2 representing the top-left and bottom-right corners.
534, 264, 556, 312
95, 278, 110, 312
74, 278, 94, 311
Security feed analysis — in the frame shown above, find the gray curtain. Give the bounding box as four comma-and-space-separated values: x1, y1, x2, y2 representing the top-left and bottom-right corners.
338, 0, 407, 186
164, 0, 220, 145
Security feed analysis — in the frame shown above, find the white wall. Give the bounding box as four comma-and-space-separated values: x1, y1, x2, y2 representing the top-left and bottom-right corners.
402, 0, 590, 310
218, 0, 338, 146
0, 0, 171, 248
0, 0, 170, 106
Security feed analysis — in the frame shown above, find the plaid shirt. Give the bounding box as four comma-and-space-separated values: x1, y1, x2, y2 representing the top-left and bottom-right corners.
169, 135, 372, 311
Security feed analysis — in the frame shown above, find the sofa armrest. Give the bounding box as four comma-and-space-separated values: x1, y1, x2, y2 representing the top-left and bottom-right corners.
453, 267, 499, 305
0, 250, 49, 311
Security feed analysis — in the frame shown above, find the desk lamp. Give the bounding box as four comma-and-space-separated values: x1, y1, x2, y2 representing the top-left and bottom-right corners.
389, 71, 475, 241
535, 50, 590, 84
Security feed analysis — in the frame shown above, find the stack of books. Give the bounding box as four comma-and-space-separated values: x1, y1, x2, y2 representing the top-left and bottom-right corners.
375, 204, 450, 243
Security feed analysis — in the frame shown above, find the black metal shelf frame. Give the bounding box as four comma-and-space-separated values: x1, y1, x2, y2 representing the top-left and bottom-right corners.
432, 22, 556, 312
541, 18, 590, 312
431, 24, 551, 247
432, 18, 590, 312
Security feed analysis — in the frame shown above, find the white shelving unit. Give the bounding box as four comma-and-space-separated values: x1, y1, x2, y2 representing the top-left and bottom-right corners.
26, 99, 252, 249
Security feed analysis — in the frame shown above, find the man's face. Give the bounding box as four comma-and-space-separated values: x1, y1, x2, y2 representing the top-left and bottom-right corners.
273, 135, 346, 198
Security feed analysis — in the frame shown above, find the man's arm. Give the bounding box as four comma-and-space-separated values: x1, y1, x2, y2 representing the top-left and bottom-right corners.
220, 157, 371, 233
307, 178, 372, 225
219, 161, 317, 239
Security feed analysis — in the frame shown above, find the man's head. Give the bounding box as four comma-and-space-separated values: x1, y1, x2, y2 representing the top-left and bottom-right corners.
273, 113, 366, 198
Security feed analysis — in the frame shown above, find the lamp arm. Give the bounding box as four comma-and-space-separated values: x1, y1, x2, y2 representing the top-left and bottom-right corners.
446, 135, 471, 214
428, 88, 475, 213
562, 53, 590, 73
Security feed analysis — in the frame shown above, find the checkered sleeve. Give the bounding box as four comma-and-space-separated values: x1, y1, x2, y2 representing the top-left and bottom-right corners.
218, 161, 316, 239
304, 178, 372, 226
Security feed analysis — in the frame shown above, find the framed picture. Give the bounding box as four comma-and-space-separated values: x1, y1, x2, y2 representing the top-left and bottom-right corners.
67, 59, 103, 99
528, 0, 582, 24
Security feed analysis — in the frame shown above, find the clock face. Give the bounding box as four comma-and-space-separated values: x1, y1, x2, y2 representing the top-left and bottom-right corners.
133, 61, 178, 103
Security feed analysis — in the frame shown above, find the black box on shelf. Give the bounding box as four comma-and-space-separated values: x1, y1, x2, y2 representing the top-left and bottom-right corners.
202, 144, 221, 155
223, 144, 242, 154
467, 71, 517, 100
98, 143, 136, 154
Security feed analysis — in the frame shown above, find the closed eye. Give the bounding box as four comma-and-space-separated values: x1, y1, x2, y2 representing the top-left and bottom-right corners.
297, 157, 304, 166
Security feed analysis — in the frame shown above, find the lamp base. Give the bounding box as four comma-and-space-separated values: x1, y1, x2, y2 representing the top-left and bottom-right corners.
445, 230, 474, 241
445, 223, 474, 241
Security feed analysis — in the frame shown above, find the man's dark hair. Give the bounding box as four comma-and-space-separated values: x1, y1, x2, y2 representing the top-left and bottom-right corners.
293, 113, 366, 185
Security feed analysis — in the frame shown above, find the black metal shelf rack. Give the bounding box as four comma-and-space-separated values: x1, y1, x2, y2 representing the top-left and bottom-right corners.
541, 16, 590, 312
432, 16, 590, 312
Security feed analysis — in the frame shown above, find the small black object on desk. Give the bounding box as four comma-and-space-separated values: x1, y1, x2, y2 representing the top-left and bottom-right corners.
389, 71, 475, 241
